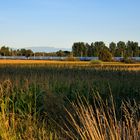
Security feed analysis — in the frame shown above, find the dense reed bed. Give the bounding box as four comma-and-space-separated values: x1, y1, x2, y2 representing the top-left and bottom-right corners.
0, 63, 139, 139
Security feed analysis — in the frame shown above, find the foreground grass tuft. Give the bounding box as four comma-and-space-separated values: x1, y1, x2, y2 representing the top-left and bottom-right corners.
65, 94, 140, 140
0, 80, 58, 140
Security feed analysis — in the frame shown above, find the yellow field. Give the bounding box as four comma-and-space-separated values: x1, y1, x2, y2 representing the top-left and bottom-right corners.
0, 59, 139, 65
0, 59, 87, 64
0, 59, 140, 71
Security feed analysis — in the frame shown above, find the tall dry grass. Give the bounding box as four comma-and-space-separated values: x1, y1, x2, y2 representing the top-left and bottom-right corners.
65, 93, 140, 140
0, 60, 140, 71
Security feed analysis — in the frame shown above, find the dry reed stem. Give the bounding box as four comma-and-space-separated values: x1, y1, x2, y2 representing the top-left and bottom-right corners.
65, 95, 140, 140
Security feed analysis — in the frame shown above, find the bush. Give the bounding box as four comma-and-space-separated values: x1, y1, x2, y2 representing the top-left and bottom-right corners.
90, 60, 103, 65
99, 49, 113, 62
63, 57, 80, 61
121, 58, 136, 64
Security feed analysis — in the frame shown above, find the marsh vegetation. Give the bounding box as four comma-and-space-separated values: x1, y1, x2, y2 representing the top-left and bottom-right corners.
0, 63, 140, 139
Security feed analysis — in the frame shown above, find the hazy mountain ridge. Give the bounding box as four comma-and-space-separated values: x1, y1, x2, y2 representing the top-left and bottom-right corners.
25, 47, 71, 52
11, 46, 71, 52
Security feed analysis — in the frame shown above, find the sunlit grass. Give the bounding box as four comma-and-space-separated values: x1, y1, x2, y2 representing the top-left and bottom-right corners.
0, 60, 87, 64
0, 80, 56, 140
0, 79, 140, 139
0, 60, 140, 71
65, 94, 140, 140
0, 62, 139, 139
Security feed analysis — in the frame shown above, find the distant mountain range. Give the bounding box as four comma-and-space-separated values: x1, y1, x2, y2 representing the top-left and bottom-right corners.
12, 46, 71, 53
25, 46, 71, 52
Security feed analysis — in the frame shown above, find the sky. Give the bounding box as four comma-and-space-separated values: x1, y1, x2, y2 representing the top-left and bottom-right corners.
0, 0, 140, 49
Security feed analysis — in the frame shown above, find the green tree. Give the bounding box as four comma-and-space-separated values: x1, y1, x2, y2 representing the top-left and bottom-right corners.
0, 46, 11, 56
87, 43, 93, 57
56, 50, 65, 57
18, 49, 33, 57
20, 49, 27, 56
94, 41, 106, 57
139, 46, 140, 57
91, 43, 96, 56
25, 49, 33, 57
109, 42, 116, 56
72, 42, 81, 57
82, 43, 88, 57
99, 49, 113, 61
63, 51, 71, 57
12, 50, 17, 56
72, 42, 86, 57
126, 41, 139, 57
116, 41, 126, 57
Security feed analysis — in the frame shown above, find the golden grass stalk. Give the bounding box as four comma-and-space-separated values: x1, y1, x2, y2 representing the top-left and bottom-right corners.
64, 94, 140, 140
0, 60, 140, 71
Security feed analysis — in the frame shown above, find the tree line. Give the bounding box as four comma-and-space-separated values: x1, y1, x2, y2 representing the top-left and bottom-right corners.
1, 41, 140, 58
0, 46, 71, 57
72, 41, 140, 57
0, 46, 34, 57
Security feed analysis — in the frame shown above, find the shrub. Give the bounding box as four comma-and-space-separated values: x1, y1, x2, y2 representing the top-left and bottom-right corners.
63, 57, 80, 61
121, 58, 136, 64
90, 60, 103, 65
99, 49, 113, 62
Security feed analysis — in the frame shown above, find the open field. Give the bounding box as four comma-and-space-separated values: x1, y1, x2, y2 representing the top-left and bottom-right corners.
0, 63, 140, 139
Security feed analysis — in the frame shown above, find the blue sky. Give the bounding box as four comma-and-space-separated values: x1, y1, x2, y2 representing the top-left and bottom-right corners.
0, 0, 140, 49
